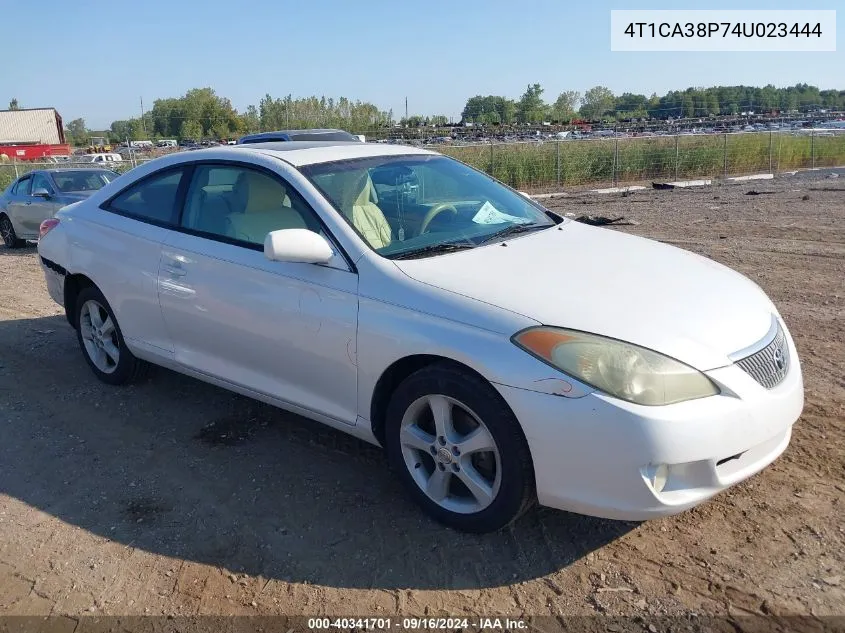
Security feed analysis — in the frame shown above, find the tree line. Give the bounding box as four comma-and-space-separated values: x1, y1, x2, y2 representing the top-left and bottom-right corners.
52, 82, 845, 146
61, 88, 397, 146
462, 83, 845, 124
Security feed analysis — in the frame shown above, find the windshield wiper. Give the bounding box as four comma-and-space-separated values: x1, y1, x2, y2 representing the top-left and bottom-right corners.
478, 223, 547, 245
389, 242, 476, 260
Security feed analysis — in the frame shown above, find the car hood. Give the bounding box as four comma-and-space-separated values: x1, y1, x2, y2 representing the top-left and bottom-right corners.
392, 221, 776, 370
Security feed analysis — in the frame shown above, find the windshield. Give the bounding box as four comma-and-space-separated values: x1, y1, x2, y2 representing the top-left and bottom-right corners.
52, 170, 118, 192
300, 155, 555, 258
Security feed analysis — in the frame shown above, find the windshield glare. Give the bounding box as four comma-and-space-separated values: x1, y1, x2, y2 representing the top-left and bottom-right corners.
301, 155, 555, 258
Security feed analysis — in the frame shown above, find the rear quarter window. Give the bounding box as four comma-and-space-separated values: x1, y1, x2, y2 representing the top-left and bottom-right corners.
105, 169, 184, 225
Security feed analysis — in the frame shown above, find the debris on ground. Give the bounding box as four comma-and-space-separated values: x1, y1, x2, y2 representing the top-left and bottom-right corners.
574, 215, 635, 226
746, 190, 777, 196
652, 182, 675, 190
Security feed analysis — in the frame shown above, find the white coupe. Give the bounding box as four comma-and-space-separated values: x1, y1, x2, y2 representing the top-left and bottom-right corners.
37, 140, 804, 532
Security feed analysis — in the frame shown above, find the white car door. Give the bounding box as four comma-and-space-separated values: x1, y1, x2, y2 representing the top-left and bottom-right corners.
157, 162, 359, 425
89, 166, 189, 356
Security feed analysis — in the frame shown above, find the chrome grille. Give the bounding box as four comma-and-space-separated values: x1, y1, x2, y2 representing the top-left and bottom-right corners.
735, 324, 790, 389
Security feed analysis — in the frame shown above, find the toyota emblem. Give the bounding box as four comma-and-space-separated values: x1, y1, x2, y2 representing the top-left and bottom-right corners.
773, 347, 786, 371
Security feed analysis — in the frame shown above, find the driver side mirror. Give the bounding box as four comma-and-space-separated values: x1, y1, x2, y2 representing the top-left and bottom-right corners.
264, 229, 334, 265
32, 187, 51, 198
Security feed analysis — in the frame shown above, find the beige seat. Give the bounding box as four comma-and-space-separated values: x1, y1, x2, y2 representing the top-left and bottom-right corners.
324, 171, 392, 249
226, 171, 306, 243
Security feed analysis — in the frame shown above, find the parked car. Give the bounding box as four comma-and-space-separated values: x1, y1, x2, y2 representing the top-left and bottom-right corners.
73, 153, 123, 165
0, 169, 119, 247
41, 155, 72, 164
116, 146, 140, 157
237, 128, 361, 144
36, 142, 803, 532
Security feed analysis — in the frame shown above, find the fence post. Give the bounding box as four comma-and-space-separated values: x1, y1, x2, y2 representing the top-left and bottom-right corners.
489, 140, 494, 175
723, 133, 728, 179
811, 129, 815, 170
768, 130, 773, 173
556, 141, 561, 188
674, 134, 679, 181
613, 124, 619, 187
13, 159, 19, 179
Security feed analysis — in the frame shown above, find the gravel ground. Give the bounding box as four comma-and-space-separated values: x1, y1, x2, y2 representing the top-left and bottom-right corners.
0, 172, 843, 623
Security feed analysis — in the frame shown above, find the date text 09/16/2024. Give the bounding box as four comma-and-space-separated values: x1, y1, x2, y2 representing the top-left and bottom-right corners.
307, 617, 528, 630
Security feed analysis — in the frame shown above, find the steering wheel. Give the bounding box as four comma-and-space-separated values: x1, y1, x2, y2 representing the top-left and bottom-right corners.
420, 203, 459, 234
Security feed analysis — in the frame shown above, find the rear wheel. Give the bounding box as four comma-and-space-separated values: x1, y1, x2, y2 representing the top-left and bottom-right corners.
385, 363, 535, 532
0, 215, 25, 248
75, 286, 148, 385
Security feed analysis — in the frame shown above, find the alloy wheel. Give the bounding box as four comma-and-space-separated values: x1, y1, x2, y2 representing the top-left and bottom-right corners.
79, 299, 120, 374
399, 394, 502, 514
1, 217, 14, 247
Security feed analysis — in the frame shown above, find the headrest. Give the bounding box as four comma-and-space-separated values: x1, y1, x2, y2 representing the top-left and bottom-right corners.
233, 171, 286, 213
323, 169, 380, 216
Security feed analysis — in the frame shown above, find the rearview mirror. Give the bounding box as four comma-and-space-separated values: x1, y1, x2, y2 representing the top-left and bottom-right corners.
370, 164, 416, 186
32, 187, 51, 198
264, 229, 333, 265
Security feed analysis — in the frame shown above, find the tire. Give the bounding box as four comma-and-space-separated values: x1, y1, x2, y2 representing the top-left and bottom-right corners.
385, 362, 536, 533
75, 286, 149, 385
0, 214, 26, 249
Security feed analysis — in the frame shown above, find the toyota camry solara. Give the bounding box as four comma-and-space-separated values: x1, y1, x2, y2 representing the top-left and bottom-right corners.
37, 141, 804, 533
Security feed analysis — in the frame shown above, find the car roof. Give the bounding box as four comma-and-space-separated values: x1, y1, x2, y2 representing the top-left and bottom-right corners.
229, 141, 436, 167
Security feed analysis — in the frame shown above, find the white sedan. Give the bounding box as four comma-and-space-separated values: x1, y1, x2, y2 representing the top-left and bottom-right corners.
37, 141, 804, 532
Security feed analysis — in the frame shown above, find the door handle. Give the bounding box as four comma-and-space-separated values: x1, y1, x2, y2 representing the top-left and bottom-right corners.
163, 265, 187, 277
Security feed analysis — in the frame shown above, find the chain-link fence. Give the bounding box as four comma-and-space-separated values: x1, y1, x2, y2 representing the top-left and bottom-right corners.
2, 130, 843, 194
438, 130, 845, 192
0, 157, 155, 191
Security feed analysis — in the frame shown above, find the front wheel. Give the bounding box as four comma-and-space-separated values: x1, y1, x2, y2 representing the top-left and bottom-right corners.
0, 215, 26, 248
385, 363, 536, 532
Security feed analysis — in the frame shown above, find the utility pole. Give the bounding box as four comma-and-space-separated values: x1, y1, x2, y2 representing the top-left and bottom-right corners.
140, 97, 146, 135
405, 97, 408, 122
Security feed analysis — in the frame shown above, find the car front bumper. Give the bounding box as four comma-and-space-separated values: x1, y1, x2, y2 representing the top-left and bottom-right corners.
495, 324, 804, 521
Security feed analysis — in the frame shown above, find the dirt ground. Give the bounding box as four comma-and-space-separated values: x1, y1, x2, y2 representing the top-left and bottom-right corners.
0, 170, 843, 623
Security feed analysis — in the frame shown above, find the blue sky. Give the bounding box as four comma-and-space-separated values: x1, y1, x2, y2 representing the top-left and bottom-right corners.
1, 0, 841, 129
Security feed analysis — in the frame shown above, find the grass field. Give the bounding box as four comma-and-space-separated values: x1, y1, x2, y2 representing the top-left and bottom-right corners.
439, 131, 845, 190
2, 131, 844, 193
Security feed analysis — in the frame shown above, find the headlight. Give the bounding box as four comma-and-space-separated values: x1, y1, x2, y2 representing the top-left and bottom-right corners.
512, 327, 719, 406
